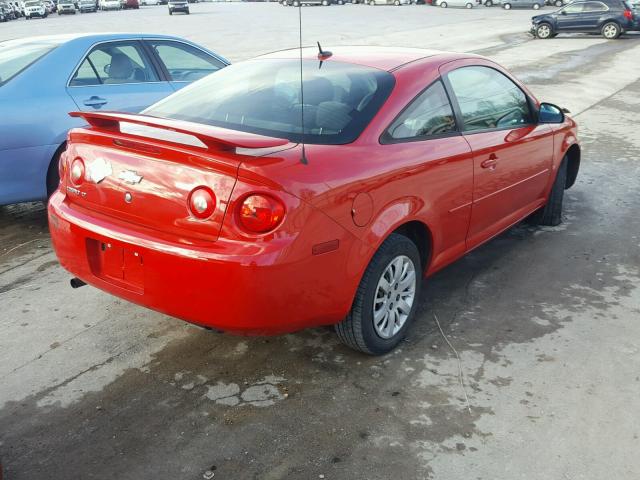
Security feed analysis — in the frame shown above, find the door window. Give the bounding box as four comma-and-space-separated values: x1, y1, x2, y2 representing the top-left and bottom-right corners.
561, 2, 585, 13
147, 41, 225, 82
70, 41, 159, 86
384, 80, 456, 141
447, 66, 533, 132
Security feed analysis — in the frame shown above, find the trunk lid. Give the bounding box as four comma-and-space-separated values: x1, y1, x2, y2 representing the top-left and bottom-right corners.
62, 112, 289, 243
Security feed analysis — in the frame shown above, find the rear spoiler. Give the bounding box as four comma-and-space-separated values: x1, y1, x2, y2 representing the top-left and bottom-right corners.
69, 111, 290, 150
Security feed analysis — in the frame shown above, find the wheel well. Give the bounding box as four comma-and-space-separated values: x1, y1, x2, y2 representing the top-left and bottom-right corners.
46, 142, 67, 196
393, 221, 432, 272
565, 144, 580, 189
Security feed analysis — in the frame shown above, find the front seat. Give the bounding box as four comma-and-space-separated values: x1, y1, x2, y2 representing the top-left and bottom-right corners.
105, 53, 135, 84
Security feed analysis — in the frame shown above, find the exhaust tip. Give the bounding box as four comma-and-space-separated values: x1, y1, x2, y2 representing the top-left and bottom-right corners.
70, 277, 87, 289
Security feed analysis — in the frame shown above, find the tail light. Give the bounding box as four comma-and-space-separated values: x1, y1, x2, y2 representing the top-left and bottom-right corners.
58, 151, 68, 182
188, 186, 216, 219
69, 158, 85, 186
624, 9, 633, 19
237, 194, 285, 233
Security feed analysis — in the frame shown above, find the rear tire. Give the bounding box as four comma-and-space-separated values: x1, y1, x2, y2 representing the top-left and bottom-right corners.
532, 2, 540, 8
485, 0, 492, 5
440, 1, 447, 6
554, 0, 562, 5
601, 22, 621, 39
528, 157, 568, 226
503, 2, 511, 8
335, 233, 422, 355
466, 2, 472, 7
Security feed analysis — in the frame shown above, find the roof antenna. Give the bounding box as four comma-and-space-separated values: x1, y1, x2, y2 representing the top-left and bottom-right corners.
298, 3, 308, 165
317, 41, 332, 69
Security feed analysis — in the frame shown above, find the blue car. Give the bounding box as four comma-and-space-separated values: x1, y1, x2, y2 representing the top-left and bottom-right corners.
0, 33, 229, 205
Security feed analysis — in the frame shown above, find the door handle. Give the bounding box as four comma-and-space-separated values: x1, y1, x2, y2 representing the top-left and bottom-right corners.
83, 96, 107, 108
481, 155, 498, 169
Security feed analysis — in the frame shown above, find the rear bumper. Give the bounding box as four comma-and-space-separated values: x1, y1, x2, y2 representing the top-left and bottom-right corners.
48, 190, 362, 335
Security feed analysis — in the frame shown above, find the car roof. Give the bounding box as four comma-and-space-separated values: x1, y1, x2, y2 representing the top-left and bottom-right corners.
0, 33, 188, 47
257, 46, 459, 72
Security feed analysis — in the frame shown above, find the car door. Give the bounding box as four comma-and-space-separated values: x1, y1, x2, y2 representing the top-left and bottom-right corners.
555, 1, 587, 30
144, 39, 227, 92
579, 1, 610, 29
379, 79, 474, 272
66, 40, 173, 113
441, 62, 554, 250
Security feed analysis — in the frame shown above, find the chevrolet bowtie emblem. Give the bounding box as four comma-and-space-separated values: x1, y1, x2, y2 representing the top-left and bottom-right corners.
86, 157, 112, 184
118, 170, 143, 185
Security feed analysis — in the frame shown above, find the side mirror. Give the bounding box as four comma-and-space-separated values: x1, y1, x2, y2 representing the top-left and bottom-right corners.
103, 64, 111, 75
538, 102, 565, 124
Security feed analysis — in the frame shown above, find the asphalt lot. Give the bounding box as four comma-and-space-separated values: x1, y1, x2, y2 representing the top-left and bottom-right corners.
2, 3, 640, 479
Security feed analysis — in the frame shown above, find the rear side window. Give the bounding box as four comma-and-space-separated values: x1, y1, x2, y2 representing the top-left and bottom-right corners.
0, 40, 58, 87
70, 41, 159, 86
383, 80, 456, 142
145, 59, 395, 145
147, 40, 226, 82
582, 1, 608, 11
447, 66, 533, 132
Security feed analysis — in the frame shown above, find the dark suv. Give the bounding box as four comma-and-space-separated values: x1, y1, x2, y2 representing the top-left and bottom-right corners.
531, 0, 636, 39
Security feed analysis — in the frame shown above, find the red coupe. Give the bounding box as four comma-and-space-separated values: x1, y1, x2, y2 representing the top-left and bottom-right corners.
48, 47, 580, 355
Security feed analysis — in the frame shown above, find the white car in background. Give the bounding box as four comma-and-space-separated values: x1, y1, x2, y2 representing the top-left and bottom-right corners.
141, 0, 159, 4
99, 0, 121, 8
23, 0, 47, 17
435, 0, 475, 7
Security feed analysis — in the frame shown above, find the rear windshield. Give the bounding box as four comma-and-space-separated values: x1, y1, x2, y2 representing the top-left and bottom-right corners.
0, 39, 59, 87
144, 59, 395, 145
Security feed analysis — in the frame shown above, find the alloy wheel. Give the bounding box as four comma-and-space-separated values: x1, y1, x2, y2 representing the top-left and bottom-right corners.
537, 24, 551, 38
372, 255, 416, 339
603, 23, 619, 39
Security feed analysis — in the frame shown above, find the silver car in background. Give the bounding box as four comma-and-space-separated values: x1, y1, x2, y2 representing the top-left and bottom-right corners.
435, 0, 475, 7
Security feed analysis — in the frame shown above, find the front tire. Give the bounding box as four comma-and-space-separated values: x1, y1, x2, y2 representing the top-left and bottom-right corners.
602, 22, 621, 39
532, 2, 540, 8
536, 22, 553, 38
529, 157, 568, 226
440, 1, 447, 6
503, 2, 511, 8
466, 2, 472, 6
335, 233, 422, 355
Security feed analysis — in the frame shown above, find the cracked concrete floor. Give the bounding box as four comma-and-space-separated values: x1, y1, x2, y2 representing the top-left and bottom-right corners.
1, 4, 640, 479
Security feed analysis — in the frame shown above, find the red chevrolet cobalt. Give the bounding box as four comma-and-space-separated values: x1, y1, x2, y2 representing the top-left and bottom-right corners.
49, 47, 580, 355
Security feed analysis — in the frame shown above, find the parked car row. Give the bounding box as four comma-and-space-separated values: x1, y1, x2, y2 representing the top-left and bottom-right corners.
0, 0, 152, 19
279, 0, 567, 7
